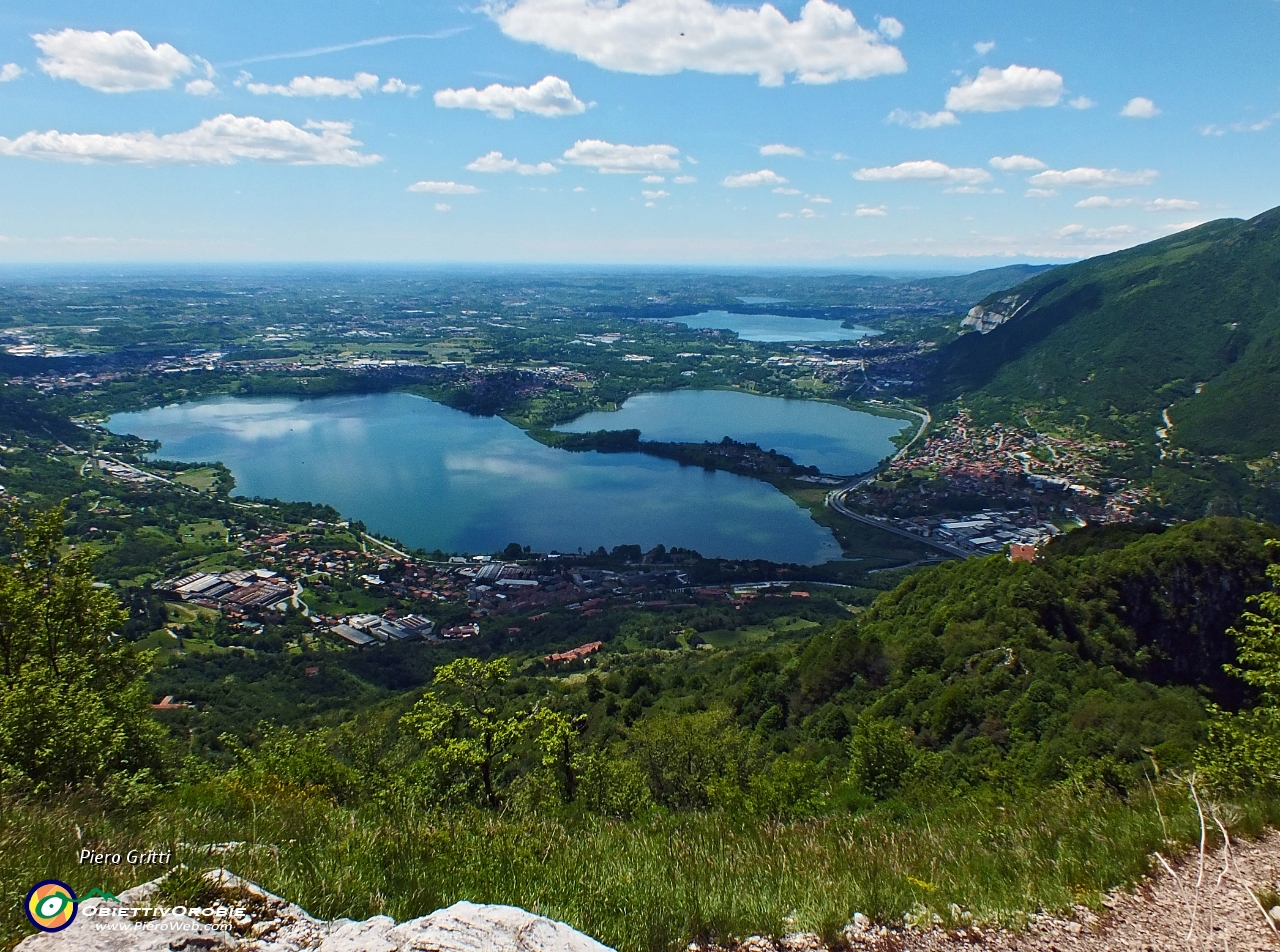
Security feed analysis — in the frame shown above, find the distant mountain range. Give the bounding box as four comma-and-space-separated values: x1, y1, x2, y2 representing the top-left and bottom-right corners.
927, 206, 1280, 519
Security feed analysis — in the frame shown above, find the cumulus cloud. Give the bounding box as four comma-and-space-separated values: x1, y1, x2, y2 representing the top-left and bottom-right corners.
408, 181, 481, 194
490, 0, 906, 86
673, 175, 697, 184
1024, 188, 1057, 198
33, 28, 195, 92
642, 174, 665, 182
433, 75, 586, 118
808, 194, 831, 203
0, 114, 381, 165
773, 186, 800, 194
642, 189, 669, 199
1075, 195, 1198, 211
852, 159, 991, 185
1028, 166, 1157, 188
185, 79, 217, 96
945, 64, 1063, 112
989, 154, 1046, 171
855, 204, 887, 216
1068, 96, 1095, 110
723, 169, 787, 187
382, 78, 421, 95
435, 203, 451, 212
466, 150, 557, 174
876, 16, 904, 39
1, 63, 26, 82
1120, 96, 1159, 119
562, 139, 680, 173
246, 72, 381, 98
973, 40, 995, 55
1057, 223, 1136, 241
760, 143, 804, 156
886, 108, 958, 129
1075, 195, 1131, 208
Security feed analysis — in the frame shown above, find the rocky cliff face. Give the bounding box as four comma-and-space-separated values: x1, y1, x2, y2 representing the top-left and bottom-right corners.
17, 869, 614, 952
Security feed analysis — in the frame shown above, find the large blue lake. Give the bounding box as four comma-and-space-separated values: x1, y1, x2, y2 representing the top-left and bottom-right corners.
104, 392, 898, 563
657, 311, 878, 342
556, 390, 905, 476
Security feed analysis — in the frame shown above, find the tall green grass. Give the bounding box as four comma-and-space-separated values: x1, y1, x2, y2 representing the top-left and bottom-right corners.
2, 783, 1273, 952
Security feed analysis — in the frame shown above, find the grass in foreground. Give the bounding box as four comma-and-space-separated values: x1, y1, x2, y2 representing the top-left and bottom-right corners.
3, 781, 1274, 952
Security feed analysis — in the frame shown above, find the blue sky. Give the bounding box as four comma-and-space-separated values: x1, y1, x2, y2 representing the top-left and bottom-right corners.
0, 0, 1277, 265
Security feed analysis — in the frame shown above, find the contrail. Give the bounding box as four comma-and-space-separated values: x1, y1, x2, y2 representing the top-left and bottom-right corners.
220, 29, 468, 67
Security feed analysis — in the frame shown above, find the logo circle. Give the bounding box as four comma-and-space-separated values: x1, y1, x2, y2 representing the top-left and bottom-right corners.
25, 881, 77, 932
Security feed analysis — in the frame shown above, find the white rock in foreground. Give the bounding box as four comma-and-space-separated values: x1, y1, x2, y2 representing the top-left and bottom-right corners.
15, 869, 614, 952
320, 901, 615, 952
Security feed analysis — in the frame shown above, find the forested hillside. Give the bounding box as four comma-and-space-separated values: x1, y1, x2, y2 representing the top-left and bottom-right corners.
930, 207, 1280, 457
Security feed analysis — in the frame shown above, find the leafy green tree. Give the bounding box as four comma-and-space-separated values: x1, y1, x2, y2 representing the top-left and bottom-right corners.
531, 707, 585, 803
0, 503, 164, 797
630, 708, 743, 810
401, 658, 526, 808
1197, 540, 1280, 793
847, 714, 916, 801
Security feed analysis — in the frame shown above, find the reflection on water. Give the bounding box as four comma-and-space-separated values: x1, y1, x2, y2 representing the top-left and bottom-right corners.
106, 393, 848, 563
556, 389, 905, 475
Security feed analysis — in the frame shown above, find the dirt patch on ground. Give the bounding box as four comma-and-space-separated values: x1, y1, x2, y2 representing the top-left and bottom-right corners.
700, 831, 1280, 952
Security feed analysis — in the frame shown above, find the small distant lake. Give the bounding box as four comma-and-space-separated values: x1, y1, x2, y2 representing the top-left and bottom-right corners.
737, 296, 788, 305
105, 393, 850, 563
657, 311, 878, 342
556, 390, 905, 475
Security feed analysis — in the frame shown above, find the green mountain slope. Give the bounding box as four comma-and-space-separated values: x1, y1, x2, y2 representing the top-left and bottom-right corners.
929, 207, 1280, 457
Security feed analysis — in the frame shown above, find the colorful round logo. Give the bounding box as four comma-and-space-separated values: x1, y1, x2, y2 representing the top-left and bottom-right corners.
25, 880, 77, 932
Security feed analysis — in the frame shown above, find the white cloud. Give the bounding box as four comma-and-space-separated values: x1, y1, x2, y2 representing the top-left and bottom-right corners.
0, 63, 26, 82
799, 207, 819, 217
852, 159, 991, 185
1057, 224, 1136, 241
1029, 166, 1157, 188
973, 40, 995, 55
945, 64, 1063, 112
876, 16, 904, 40
435, 203, 452, 212
642, 174, 665, 183
944, 185, 985, 194
1075, 195, 1199, 211
1120, 96, 1160, 119
808, 194, 831, 203
831, 152, 849, 160
247, 72, 380, 98
760, 143, 804, 156
989, 154, 1046, 172
1068, 96, 1095, 110
185, 78, 217, 96
773, 186, 800, 194
490, 0, 906, 87
408, 181, 481, 194
642, 189, 669, 199
1024, 188, 1057, 198
723, 169, 787, 187
886, 108, 958, 129
0, 114, 381, 165
777, 212, 794, 218
33, 28, 194, 92
855, 204, 887, 216
1075, 195, 1131, 208
562, 139, 679, 173
673, 175, 697, 184
466, 150, 557, 175
433, 75, 586, 119
381, 78, 421, 95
